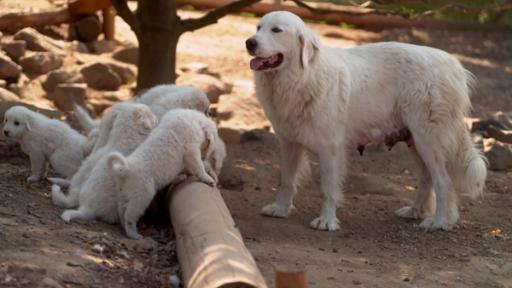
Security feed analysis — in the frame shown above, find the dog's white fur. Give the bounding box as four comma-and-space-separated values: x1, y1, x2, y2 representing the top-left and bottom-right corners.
3, 106, 89, 182
136, 84, 210, 119
57, 103, 157, 226
204, 135, 226, 183
106, 109, 217, 239
247, 11, 487, 231
51, 102, 156, 209
73, 103, 98, 134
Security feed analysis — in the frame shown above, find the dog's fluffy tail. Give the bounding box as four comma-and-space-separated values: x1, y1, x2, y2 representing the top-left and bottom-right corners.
452, 133, 488, 200
48, 177, 71, 188
106, 151, 128, 177
73, 103, 98, 133
51, 184, 79, 208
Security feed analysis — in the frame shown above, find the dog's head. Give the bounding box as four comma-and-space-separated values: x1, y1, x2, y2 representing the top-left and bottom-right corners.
3, 106, 34, 140
114, 103, 157, 136
246, 11, 321, 72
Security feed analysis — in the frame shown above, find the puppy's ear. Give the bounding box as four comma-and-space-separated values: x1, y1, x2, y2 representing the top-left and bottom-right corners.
299, 27, 320, 69
23, 114, 32, 131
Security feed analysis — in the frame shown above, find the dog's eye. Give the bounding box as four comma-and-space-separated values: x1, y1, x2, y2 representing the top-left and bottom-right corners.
14, 121, 19, 126
271, 27, 282, 33
257, 25, 261, 31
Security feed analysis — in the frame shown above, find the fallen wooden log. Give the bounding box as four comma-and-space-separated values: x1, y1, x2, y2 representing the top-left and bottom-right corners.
0, 8, 82, 33
167, 181, 267, 288
176, 0, 512, 31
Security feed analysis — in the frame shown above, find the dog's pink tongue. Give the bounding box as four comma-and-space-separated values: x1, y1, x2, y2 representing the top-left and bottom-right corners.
250, 58, 265, 70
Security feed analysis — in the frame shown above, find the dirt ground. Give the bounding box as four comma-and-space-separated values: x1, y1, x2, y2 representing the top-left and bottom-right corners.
1, 4, 512, 288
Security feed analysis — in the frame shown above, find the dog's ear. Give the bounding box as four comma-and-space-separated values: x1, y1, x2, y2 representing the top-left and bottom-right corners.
299, 27, 320, 69
23, 114, 32, 131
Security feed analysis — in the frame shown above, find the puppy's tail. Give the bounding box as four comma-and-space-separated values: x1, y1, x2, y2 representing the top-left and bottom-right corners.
51, 184, 79, 208
48, 177, 71, 188
452, 133, 488, 200
73, 103, 98, 133
106, 151, 128, 177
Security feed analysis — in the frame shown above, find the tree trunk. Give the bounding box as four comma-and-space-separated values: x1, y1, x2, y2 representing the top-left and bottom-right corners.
135, 0, 180, 91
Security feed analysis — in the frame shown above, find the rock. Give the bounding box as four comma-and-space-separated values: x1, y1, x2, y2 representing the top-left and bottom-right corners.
42, 69, 84, 92
218, 127, 241, 144
19, 52, 63, 75
180, 62, 221, 79
0, 53, 22, 79
112, 46, 138, 65
70, 40, 89, 53
484, 139, 512, 171
0, 79, 6, 88
493, 111, 512, 129
8, 83, 21, 96
0, 87, 19, 102
74, 15, 102, 42
41, 277, 64, 288
105, 62, 136, 84
177, 73, 233, 104
2, 40, 26, 62
13, 27, 64, 55
80, 62, 122, 90
47, 83, 87, 111
87, 40, 117, 54
240, 130, 262, 143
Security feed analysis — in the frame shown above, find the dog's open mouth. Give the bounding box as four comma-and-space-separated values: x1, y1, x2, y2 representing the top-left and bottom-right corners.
250, 53, 283, 71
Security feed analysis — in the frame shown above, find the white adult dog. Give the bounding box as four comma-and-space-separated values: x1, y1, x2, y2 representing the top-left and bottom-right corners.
246, 11, 487, 231
58, 103, 157, 225
107, 109, 217, 239
3, 106, 89, 182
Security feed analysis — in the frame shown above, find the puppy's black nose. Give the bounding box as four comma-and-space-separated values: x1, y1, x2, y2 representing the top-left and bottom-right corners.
245, 38, 258, 54
3, 130, 8, 137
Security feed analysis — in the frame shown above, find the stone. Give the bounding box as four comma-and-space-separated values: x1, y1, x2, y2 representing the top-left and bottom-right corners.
80, 62, 122, 90
19, 52, 63, 75
42, 69, 84, 92
2, 40, 26, 62
74, 15, 102, 42
8, 83, 21, 96
87, 40, 117, 54
13, 27, 64, 55
0, 53, 22, 80
105, 62, 136, 84
0, 79, 6, 88
177, 73, 233, 104
484, 139, 512, 171
47, 83, 87, 111
0, 87, 19, 102
70, 40, 89, 53
112, 46, 138, 65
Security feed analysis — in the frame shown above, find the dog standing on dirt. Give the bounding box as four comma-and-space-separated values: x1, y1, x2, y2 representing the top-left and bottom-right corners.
246, 11, 487, 231
2, 106, 89, 182
107, 109, 218, 239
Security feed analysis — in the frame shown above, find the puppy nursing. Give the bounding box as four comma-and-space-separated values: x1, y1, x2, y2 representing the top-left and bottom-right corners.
107, 109, 217, 239
3, 106, 89, 182
247, 11, 487, 231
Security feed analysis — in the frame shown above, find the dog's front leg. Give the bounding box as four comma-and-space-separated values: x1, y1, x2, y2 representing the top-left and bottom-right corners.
261, 141, 306, 218
310, 144, 345, 231
27, 150, 46, 182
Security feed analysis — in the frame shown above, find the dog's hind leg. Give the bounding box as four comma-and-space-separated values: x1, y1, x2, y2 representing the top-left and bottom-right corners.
122, 196, 154, 240
184, 146, 216, 187
395, 146, 435, 219
61, 207, 94, 222
412, 133, 459, 231
309, 144, 344, 231
261, 141, 306, 218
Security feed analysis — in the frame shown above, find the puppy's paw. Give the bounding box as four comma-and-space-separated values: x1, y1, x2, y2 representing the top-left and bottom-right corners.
199, 174, 216, 187
261, 203, 291, 218
61, 210, 73, 223
27, 175, 40, 183
395, 206, 420, 219
310, 216, 340, 231
418, 217, 453, 231
126, 230, 143, 240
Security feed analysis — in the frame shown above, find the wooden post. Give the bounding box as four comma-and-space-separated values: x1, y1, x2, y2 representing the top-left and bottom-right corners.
167, 181, 267, 288
102, 5, 116, 40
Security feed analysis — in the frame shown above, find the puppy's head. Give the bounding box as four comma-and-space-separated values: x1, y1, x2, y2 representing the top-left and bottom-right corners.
3, 106, 34, 140
245, 11, 321, 72
131, 104, 158, 135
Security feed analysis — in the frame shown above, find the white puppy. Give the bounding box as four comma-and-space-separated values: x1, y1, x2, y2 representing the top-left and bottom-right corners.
107, 109, 217, 239
52, 102, 156, 209
204, 135, 226, 183
246, 11, 487, 231
136, 84, 210, 119
3, 106, 89, 182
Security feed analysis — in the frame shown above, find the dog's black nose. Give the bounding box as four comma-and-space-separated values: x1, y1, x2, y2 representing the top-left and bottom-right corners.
3, 130, 8, 137
245, 38, 258, 53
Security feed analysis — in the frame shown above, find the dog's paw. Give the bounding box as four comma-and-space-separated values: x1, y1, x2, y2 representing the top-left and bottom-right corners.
126, 230, 143, 240
418, 217, 453, 231
261, 203, 291, 218
26, 175, 40, 183
310, 216, 340, 231
199, 174, 216, 187
61, 210, 73, 223
395, 206, 420, 219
